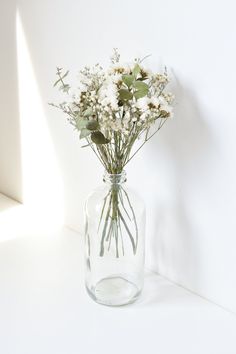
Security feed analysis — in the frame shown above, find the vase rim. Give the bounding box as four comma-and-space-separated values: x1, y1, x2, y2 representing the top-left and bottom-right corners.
103, 170, 127, 184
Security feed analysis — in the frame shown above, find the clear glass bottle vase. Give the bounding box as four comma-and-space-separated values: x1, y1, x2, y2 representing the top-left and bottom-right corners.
84, 170, 145, 306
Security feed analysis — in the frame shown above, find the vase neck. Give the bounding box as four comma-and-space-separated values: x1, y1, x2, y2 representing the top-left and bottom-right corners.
103, 170, 127, 185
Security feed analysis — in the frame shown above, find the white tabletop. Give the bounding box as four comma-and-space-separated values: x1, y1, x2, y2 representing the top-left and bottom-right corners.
0, 194, 236, 354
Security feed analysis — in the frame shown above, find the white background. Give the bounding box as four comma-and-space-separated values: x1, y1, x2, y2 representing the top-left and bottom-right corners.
0, 0, 236, 314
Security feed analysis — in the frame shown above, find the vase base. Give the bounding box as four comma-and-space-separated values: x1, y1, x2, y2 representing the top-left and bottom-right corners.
86, 276, 141, 306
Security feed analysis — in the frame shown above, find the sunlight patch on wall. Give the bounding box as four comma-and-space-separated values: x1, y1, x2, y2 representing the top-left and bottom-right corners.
16, 10, 64, 228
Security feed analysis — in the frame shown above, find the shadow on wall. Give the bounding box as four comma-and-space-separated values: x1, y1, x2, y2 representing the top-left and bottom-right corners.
147, 75, 217, 291
0, 0, 22, 203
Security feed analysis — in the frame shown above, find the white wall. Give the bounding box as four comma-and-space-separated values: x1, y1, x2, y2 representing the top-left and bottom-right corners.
0, 0, 22, 202
1, 0, 236, 313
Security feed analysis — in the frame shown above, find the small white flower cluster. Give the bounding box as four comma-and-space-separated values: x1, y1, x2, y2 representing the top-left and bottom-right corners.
52, 50, 174, 172
59, 53, 174, 140
51, 51, 175, 172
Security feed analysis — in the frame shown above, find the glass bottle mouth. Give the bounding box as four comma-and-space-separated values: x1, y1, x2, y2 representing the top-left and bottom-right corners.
103, 170, 127, 184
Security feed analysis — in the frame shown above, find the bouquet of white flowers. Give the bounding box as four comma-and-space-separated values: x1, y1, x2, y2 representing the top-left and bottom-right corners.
51, 49, 174, 258
51, 49, 174, 173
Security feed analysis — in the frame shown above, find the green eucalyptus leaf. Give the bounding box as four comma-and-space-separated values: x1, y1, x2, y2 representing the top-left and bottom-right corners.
133, 63, 141, 77
76, 117, 88, 130
119, 89, 133, 100
91, 131, 110, 144
80, 128, 91, 139
133, 81, 149, 99
122, 74, 134, 87
83, 107, 93, 117
133, 81, 149, 91
134, 89, 148, 99
86, 120, 100, 131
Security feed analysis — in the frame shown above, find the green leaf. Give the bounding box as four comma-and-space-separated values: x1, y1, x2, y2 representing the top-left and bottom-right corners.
134, 89, 148, 99
133, 64, 141, 77
76, 117, 88, 130
83, 107, 93, 117
59, 84, 70, 93
133, 81, 149, 91
61, 70, 69, 79
119, 89, 133, 100
122, 74, 134, 87
91, 131, 110, 144
86, 120, 100, 131
80, 128, 91, 139
53, 78, 61, 87
53, 70, 69, 87
133, 81, 149, 99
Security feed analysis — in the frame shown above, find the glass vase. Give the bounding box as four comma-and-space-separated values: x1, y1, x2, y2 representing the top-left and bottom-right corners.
84, 170, 145, 306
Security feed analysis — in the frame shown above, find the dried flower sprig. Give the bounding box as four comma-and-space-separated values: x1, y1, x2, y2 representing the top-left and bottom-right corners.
50, 50, 174, 257
50, 50, 174, 174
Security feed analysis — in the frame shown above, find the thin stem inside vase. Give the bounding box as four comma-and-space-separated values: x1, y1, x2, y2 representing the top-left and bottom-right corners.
98, 182, 138, 258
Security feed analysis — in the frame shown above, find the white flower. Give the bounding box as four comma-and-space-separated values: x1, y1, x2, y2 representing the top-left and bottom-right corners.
140, 112, 149, 121
163, 92, 175, 104
155, 73, 169, 84
158, 96, 168, 106
158, 96, 173, 117
148, 96, 160, 108
135, 97, 149, 112
110, 48, 120, 64
52, 50, 174, 165
161, 105, 173, 118
110, 73, 122, 84
136, 66, 153, 79
99, 82, 118, 110
109, 62, 131, 75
